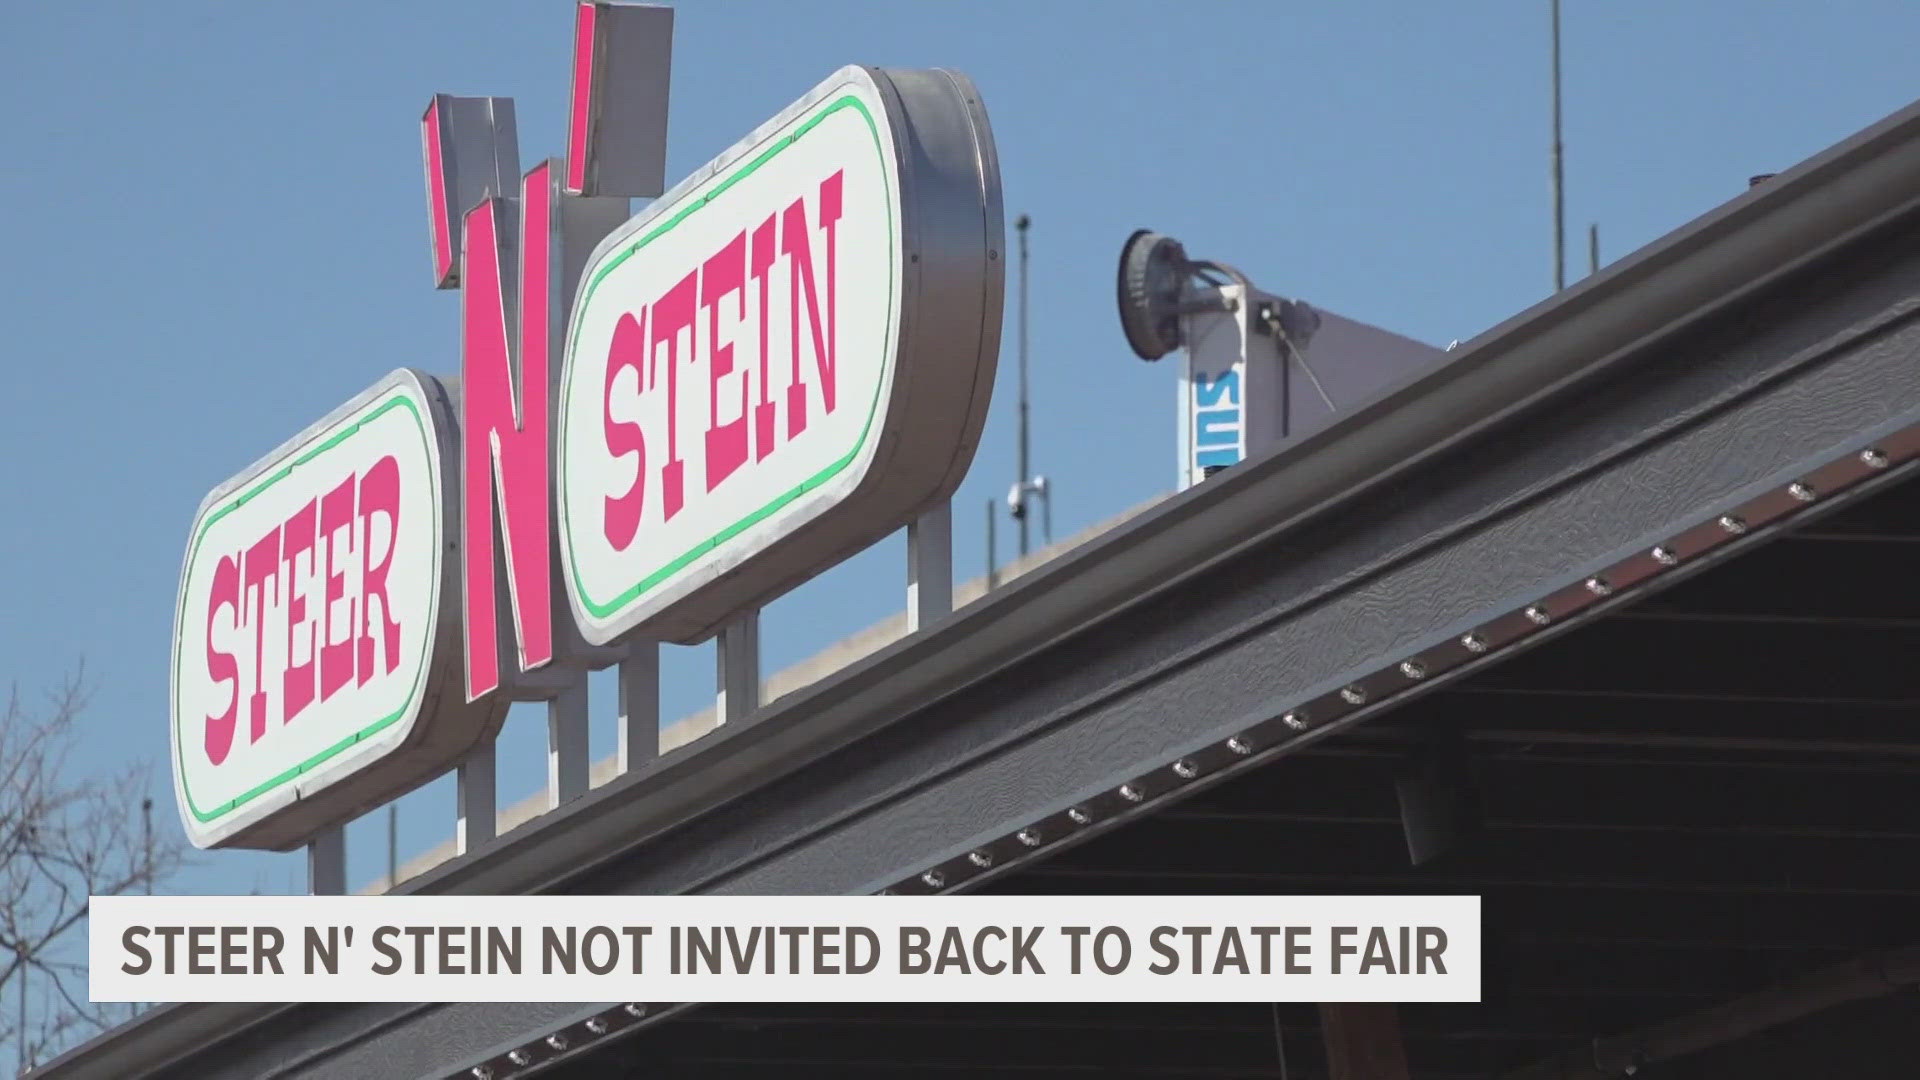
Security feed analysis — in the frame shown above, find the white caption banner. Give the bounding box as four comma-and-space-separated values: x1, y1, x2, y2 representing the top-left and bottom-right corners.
91, 894, 1480, 1004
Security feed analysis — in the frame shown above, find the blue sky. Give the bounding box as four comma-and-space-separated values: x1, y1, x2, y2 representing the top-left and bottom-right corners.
3, 0, 1917, 902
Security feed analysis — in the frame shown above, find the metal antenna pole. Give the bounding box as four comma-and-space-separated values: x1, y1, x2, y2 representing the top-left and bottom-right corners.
138, 794, 153, 1018
1016, 213, 1031, 558
19, 955, 29, 1073
1551, 0, 1566, 292
141, 796, 153, 895
1589, 223, 1599, 276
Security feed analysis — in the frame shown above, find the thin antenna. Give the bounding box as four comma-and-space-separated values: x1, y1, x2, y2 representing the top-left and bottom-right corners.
18, 956, 29, 1073
1550, 0, 1565, 292
1015, 213, 1032, 557
1588, 223, 1599, 276
141, 796, 153, 895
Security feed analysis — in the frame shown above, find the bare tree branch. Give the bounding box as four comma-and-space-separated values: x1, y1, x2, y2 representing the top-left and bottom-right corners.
1, 665, 187, 1072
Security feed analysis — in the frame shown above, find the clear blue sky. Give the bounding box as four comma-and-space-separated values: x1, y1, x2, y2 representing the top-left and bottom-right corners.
3, 0, 1917, 900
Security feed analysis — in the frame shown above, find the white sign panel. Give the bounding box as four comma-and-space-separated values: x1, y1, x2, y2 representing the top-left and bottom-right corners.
169, 370, 501, 850
559, 65, 1003, 644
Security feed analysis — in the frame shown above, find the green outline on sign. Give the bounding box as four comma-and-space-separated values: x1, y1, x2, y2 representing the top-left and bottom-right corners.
172, 391, 437, 825
561, 93, 895, 620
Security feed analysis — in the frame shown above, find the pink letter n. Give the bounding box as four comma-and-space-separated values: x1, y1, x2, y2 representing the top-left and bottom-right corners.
459, 166, 560, 702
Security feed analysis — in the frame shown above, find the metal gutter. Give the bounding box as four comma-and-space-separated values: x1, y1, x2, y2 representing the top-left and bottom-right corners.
37, 93, 1920, 1080
359, 498, 1165, 895
35, 1000, 295, 1080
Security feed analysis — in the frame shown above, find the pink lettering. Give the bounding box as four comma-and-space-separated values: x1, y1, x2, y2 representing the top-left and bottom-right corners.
282, 499, 318, 722
603, 311, 649, 551
204, 555, 240, 766
242, 530, 281, 744
459, 167, 558, 701
649, 267, 698, 521
703, 231, 749, 492
591, 167, 846, 551
320, 475, 357, 702
357, 455, 403, 683
750, 215, 777, 460
781, 169, 843, 436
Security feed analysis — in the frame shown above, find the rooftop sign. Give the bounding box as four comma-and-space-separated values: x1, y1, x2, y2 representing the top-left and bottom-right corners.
558, 66, 1003, 644
169, 372, 503, 850
170, 2, 1002, 850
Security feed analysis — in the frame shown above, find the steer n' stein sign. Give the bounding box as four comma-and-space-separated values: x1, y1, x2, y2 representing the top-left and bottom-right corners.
170, 0, 1003, 850
170, 373, 503, 850
560, 66, 1003, 644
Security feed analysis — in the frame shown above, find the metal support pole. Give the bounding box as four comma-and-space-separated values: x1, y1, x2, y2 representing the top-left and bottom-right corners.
1588, 222, 1600, 276
985, 497, 998, 589
456, 745, 496, 855
1016, 213, 1032, 557
385, 804, 397, 890
1550, 0, 1566, 292
307, 825, 346, 896
618, 644, 660, 772
907, 501, 954, 632
717, 611, 761, 724
548, 678, 590, 808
